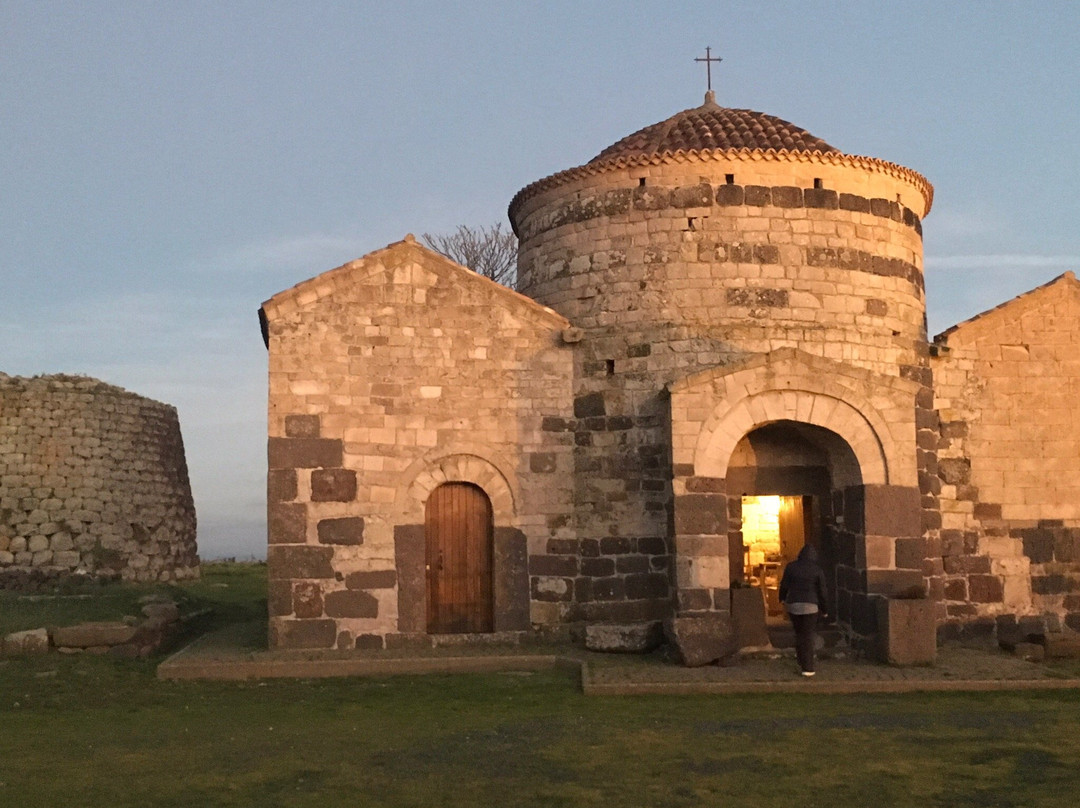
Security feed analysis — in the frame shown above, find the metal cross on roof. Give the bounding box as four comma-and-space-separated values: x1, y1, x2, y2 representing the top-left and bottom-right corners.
695, 46, 722, 92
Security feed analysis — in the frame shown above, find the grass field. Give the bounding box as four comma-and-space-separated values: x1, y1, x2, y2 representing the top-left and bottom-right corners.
2, 565, 1080, 807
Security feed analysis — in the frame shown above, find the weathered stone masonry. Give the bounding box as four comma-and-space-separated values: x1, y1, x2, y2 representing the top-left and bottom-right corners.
929, 272, 1080, 640
261, 242, 575, 650
509, 101, 931, 644
263, 94, 1080, 653
0, 374, 198, 587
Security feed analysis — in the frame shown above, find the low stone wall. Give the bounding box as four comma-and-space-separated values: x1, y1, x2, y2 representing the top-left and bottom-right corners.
0, 374, 199, 587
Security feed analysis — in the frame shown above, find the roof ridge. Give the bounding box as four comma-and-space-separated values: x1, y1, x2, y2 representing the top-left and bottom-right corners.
934, 271, 1080, 344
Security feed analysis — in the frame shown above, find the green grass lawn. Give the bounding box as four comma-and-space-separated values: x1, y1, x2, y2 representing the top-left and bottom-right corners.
2, 565, 1080, 807
0, 561, 268, 638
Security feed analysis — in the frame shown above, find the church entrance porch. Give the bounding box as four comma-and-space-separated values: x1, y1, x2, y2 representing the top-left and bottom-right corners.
668, 352, 928, 660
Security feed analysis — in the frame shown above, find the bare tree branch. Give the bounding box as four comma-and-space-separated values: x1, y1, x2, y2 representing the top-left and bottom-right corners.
421, 223, 518, 287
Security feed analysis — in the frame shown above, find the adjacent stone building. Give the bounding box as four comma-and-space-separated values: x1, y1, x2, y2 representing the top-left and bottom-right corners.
261, 91, 1079, 652
930, 272, 1080, 638
0, 374, 199, 587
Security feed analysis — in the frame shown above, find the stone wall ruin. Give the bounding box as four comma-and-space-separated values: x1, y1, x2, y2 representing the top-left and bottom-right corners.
0, 374, 199, 588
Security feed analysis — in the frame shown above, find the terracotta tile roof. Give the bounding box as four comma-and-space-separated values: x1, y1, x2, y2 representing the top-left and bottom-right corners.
590, 94, 838, 162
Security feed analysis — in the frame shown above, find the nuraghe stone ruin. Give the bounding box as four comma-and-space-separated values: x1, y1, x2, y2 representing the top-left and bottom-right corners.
0, 374, 198, 589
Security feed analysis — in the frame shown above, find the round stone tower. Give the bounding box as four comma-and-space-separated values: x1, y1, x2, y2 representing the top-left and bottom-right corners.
509, 92, 934, 635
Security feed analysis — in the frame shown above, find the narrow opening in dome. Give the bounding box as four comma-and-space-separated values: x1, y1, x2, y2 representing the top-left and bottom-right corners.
813, 178, 823, 189
725, 174, 735, 185
605, 360, 615, 376
687, 217, 697, 231
638, 177, 646, 187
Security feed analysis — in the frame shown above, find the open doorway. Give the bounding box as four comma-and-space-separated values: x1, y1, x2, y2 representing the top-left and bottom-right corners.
741, 495, 816, 617
725, 420, 849, 621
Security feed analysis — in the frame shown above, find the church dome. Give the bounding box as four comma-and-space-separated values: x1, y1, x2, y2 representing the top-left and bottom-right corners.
590, 91, 839, 162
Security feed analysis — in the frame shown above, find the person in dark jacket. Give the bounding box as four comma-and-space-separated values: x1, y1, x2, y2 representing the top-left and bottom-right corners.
778, 544, 829, 676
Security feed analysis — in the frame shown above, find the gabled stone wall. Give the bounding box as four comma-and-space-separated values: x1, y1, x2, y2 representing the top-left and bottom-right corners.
0, 374, 198, 587
261, 237, 575, 649
930, 273, 1080, 636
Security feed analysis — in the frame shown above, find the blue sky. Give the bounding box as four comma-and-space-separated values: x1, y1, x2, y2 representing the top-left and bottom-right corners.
3, 2, 1078, 559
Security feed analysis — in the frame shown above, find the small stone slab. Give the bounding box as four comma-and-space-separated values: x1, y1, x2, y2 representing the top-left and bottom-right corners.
1014, 642, 1045, 662
876, 598, 937, 665
663, 614, 736, 667
730, 587, 770, 649
3, 628, 50, 656
52, 621, 138, 648
585, 622, 663, 653
141, 602, 180, 624
1045, 634, 1080, 659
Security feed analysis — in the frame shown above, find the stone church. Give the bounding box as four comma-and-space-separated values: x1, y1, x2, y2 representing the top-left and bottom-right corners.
260, 88, 1080, 657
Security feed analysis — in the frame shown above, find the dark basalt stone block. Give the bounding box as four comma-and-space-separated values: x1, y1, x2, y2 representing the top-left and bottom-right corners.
268, 437, 342, 469
324, 590, 379, 618
310, 468, 357, 502
317, 517, 365, 546
268, 545, 334, 580
268, 503, 307, 544
714, 184, 744, 206
345, 570, 397, 590
273, 619, 336, 649
284, 414, 320, 438
267, 469, 298, 503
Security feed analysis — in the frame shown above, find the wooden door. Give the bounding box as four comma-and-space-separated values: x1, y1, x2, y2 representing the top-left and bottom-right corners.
778, 495, 807, 574
425, 483, 494, 634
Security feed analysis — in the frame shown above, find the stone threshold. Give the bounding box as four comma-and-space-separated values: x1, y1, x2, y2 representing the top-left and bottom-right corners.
158, 647, 571, 681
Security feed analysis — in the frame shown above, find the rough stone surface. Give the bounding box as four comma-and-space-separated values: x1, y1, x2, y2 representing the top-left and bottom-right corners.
664, 615, 736, 667
2, 628, 50, 656
931, 273, 1080, 628
584, 622, 663, 653
52, 621, 138, 649
0, 374, 199, 586
730, 587, 770, 649
876, 598, 937, 665
1045, 634, 1080, 659
1014, 642, 1045, 662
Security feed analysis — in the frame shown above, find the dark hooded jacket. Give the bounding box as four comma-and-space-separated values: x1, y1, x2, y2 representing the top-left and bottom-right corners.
779, 545, 828, 613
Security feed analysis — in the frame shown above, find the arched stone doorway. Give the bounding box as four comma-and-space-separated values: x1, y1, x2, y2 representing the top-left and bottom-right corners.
669, 350, 927, 648
726, 421, 861, 620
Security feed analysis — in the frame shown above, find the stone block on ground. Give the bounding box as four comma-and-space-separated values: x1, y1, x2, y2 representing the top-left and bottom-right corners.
997, 614, 1051, 650
1044, 633, 1080, 659
1014, 642, 1045, 662
730, 587, 770, 648
876, 597, 937, 665
663, 614, 736, 667
585, 622, 663, 653
3, 628, 50, 656
52, 621, 138, 649
141, 601, 180, 625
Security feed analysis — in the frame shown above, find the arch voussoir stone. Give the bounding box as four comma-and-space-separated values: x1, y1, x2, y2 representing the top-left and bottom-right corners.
400, 452, 517, 526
